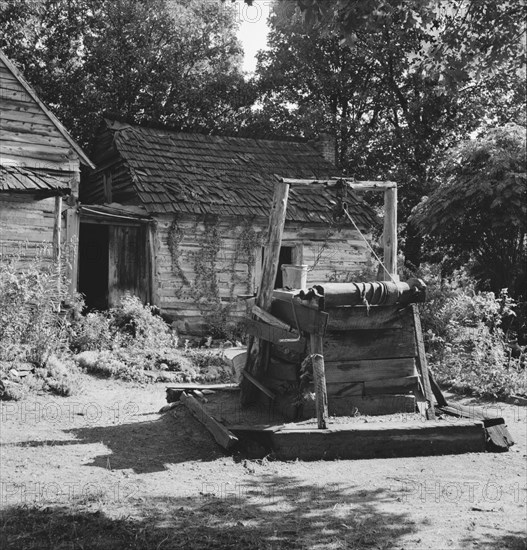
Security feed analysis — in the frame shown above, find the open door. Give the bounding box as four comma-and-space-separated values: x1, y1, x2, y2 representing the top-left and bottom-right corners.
78, 206, 153, 309
108, 224, 150, 307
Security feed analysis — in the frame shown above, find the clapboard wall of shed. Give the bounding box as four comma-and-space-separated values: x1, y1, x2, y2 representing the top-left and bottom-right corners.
0, 194, 59, 260
154, 213, 372, 334
0, 57, 78, 180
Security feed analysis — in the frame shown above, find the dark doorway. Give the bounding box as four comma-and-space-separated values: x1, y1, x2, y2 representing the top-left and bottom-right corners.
262, 245, 293, 289
79, 223, 109, 310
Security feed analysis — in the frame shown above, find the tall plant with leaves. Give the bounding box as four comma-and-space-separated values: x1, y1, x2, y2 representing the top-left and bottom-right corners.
410, 123, 527, 297
0, 254, 72, 367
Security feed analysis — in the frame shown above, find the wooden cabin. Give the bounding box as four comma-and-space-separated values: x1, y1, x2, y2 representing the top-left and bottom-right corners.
0, 50, 94, 279
81, 119, 379, 334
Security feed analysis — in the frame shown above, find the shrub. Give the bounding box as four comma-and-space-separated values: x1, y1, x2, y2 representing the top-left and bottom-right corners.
71, 294, 234, 384
413, 264, 526, 399
109, 293, 172, 348
0, 255, 71, 367
69, 311, 113, 352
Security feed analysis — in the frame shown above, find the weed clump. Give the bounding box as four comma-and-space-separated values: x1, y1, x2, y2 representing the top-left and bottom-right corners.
416, 265, 526, 399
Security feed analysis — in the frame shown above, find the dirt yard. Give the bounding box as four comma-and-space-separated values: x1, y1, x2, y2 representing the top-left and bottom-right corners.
0, 374, 525, 549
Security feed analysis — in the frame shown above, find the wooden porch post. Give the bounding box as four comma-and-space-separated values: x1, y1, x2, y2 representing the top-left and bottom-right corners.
53, 195, 63, 304
240, 179, 290, 406
383, 187, 397, 281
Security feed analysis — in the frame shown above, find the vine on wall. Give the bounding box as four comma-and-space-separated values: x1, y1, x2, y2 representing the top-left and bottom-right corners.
229, 217, 264, 299
165, 214, 262, 337
167, 216, 189, 296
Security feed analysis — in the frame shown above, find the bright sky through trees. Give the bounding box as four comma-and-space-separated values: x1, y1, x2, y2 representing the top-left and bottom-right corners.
234, 0, 270, 73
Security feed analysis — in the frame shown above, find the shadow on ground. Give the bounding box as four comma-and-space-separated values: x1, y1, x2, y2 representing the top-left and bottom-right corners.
4, 407, 224, 473
0, 475, 418, 549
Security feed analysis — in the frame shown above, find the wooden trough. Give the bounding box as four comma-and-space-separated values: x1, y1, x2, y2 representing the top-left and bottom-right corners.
165, 178, 514, 460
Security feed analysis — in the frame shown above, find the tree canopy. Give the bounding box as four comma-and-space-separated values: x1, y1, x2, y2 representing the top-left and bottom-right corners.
251, 0, 525, 184
410, 123, 527, 296
0, 0, 253, 147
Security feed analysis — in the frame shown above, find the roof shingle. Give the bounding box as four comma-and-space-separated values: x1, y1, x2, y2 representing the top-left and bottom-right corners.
102, 119, 377, 228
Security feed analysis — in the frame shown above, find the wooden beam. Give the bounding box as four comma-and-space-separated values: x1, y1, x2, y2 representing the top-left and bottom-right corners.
428, 370, 448, 407
241, 180, 290, 406
270, 419, 486, 460
280, 177, 397, 191
166, 384, 239, 403
242, 371, 276, 400
346, 181, 397, 191
252, 305, 293, 331
412, 304, 436, 419
53, 195, 62, 262
324, 358, 417, 384
383, 187, 397, 280
270, 297, 329, 336
147, 222, 158, 306
244, 318, 305, 353
180, 392, 239, 450
310, 334, 329, 429
65, 205, 79, 297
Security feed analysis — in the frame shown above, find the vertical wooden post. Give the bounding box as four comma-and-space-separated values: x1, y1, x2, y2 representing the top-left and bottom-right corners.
383, 187, 397, 281
53, 195, 63, 305
147, 221, 159, 306
412, 304, 436, 420
53, 196, 62, 263
65, 208, 79, 296
310, 333, 329, 429
240, 179, 290, 406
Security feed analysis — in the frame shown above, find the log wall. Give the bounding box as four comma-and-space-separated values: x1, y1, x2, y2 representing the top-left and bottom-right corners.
153, 214, 373, 335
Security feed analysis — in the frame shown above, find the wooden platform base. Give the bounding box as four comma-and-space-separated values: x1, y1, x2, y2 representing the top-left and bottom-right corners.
231, 419, 487, 460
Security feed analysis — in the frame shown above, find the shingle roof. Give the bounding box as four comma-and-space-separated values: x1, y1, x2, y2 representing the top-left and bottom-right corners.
104, 119, 377, 227
0, 165, 70, 196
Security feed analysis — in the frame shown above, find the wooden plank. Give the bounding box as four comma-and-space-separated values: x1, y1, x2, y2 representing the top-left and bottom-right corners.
428, 370, 448, 407
382, 187, 397, 280
244, 318, 305, 353
412, 304, 436, 419
325, 357, 416, 383
267, 358, 298, 381
252, 305, 292, 331
281, 178, 396, 190
270, 297, 329, 336
166, 383, 239, 402
180, 392, 239, 450
242, 370, 276, 400
436, 403, 514, 451
310, 333, 329, 429
270, 419, 486, 460
323, 328, 417, 361
328, 394, 416, 416
326, 305, 410, 331
364, 375, 419, 396
326, 381, 364, 397
241, 179, 289, 405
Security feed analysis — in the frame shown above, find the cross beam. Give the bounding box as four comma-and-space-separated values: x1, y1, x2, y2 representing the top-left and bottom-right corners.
280, 178, 398, 281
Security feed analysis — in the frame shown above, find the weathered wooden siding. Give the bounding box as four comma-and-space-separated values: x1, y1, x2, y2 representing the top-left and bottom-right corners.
0, 194, 62, 261
0, 57, 78, 179
153, 214, 372, 334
